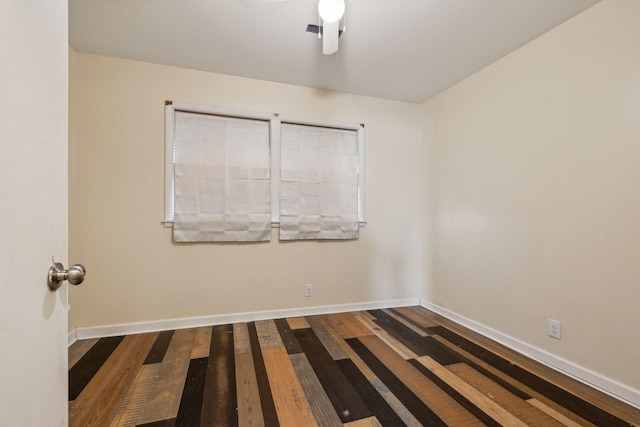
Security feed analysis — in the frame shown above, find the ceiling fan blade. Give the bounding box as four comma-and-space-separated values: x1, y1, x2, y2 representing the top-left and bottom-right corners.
239, 0, 289, 6
322, 19, 339, 55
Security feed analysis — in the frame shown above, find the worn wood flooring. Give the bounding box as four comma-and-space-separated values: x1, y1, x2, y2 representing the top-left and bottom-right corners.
68, 306, 640, 426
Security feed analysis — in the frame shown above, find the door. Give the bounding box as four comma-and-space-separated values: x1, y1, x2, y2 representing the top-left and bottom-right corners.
0, 0, 69, 426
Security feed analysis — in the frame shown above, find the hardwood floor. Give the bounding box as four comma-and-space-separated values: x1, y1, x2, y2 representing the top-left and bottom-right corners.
68, 307, 640, 426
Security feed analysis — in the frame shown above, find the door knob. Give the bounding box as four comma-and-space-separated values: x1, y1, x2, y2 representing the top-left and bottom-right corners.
48, 262, 86, 290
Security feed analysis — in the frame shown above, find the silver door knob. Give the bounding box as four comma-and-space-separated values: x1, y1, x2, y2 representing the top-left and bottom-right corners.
48, 262, 86, 290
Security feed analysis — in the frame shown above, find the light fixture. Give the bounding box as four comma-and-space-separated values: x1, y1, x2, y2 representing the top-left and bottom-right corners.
318, 0, 345, 23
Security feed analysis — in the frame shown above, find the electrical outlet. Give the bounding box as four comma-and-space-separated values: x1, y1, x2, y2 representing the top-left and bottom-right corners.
548, 318, 561, 339
305, 283, 313, 297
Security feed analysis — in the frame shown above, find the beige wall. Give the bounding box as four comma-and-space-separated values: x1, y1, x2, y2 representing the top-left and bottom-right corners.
68, 53, 426, 329
426, 0, 640, 392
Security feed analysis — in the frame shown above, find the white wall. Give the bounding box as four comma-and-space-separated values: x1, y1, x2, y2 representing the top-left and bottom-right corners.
69, 53, 426, 330
425, 0, 640, 399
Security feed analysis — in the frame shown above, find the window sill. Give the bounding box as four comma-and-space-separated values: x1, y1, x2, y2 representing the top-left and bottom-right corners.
162, 220, 367, 229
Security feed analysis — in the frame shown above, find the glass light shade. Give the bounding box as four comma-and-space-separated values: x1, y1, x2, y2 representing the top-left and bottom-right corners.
318, 0, 345, 23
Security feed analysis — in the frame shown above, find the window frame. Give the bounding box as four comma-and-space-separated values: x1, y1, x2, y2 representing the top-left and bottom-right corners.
164, 102, 366, 228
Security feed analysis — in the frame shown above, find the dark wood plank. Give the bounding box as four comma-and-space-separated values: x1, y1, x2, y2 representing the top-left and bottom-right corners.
392, 307, 441, 329
294, 328, 371, 423
317, 314, 377, 381
247, 322, 280, 427
69, 335, 125, 400
68, 338, 99, 369
359, 335, 484, 426
382, 309, 428, 336
274, 318, 302, 355
200, 324, 238, 427
175, 357, 208, 427
143, 330, 175, 365
136, 419, 175, 427
369, 378, 423, 427
69, 332, 158, 427
345, 337, 448, 427
369, 309, 463, 364
336, 358, 407, 426
343, 417, 383, 427
429, 325, 634, 427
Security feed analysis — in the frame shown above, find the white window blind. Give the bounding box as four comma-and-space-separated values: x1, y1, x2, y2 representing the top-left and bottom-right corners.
172, 111, 271, 242
279, 123, 359, 240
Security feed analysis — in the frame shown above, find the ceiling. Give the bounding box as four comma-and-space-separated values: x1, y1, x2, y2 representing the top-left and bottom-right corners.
69, 0, 600, 104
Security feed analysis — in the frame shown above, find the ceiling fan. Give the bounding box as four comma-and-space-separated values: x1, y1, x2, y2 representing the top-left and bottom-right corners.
240, 0, 345, 55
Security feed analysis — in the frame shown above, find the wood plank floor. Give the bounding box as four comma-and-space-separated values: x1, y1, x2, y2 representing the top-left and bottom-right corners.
68, 306, 640, 427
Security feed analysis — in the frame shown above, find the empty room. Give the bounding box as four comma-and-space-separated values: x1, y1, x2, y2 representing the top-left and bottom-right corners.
2, 0, 639, 426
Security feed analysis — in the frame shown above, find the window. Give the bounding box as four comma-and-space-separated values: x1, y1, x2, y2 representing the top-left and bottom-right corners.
171, 111, 271, 242
165, 102, 365, 242
280, 123, 359, 240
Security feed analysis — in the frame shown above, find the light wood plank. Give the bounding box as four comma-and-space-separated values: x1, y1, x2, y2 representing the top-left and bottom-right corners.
356, 315, 418, 360
338, 312, 378, 338
527, 398, 585, 427
236, 352, 265, 427
287, 316, 310, 330
137, 328, 197, 424
447, 362, 564, 426
360, 335, 484, 426
69, 332, 158, 427
424, 311, 640, 426
190, 326, 212, 359
417, 357, 531, 427
255, 319, 284, 349
319, 315, 377, 381
320, 313, 355, 339
262, 346, 318, 427
343, 416, 383, 427
290, 353, 342, 427
358, 310, 377, 321
432, 335, 598, 427
109, 364, 160, 427
68, 338, 99, 369
307, 315, 349, 360
234, 322, 252, 354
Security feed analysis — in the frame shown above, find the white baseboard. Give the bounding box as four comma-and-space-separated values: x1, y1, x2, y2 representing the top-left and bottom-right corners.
420, 299, 640, 409
68, 328, 77, 347
73, 298, 419, 342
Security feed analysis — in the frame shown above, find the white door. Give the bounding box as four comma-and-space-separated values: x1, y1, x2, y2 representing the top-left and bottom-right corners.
0, 0, 69, 426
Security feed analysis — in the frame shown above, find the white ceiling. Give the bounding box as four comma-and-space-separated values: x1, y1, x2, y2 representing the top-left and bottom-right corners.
69, 0, 599, 103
